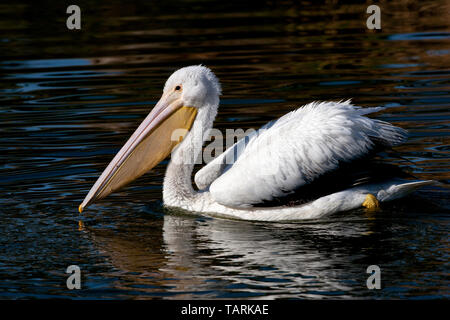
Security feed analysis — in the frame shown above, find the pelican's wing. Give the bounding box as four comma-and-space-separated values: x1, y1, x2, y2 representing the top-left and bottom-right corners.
195, 100, 408, 207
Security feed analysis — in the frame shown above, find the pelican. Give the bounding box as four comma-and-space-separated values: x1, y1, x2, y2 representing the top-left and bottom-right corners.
79, 65, 434, 221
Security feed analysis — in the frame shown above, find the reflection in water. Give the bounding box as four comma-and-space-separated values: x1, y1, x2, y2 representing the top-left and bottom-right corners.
84, 208, 448, 299
161, 215, 358, 299
0, 0, 449, 299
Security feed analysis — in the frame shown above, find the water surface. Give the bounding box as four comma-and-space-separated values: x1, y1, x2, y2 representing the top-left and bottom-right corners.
0, 0, 449, 299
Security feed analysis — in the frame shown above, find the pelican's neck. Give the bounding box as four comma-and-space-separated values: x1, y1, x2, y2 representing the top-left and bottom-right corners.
163, 103, 217, 207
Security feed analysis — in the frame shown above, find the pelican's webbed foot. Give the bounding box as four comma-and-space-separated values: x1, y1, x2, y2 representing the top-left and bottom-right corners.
362, 193, 380, 210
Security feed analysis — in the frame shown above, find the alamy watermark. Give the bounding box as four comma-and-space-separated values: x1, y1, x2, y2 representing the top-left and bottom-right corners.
366, 5, 381, 30
168, 125, 283, 176
66, 5, 81, 30
366, 265, 381, 289
66, 265, 81, 289
65, 4, 381, 34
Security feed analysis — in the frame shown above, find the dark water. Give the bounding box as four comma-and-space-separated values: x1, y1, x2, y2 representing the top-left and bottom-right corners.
1, 1, 449, 299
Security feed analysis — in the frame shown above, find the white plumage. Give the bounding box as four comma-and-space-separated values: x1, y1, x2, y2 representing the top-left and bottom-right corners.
80, 65, 434, 221
198, 100, 408, 207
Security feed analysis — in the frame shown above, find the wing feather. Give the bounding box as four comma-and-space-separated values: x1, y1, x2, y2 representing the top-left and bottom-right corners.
195, 100, 407, 207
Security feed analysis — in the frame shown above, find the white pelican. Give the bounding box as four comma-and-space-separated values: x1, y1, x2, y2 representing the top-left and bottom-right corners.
79, 65, 434, 221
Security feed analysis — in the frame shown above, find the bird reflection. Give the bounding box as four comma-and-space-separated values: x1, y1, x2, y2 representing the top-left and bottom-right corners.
82, 210, 387, 298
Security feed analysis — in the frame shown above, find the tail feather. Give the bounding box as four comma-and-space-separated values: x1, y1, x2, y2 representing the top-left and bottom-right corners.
377, 180, 436, 202
371, 120, 409, 147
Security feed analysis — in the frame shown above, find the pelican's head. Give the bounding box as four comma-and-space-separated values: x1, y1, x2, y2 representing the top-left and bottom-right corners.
79, 65, 221, 212
164, 65, 221, 109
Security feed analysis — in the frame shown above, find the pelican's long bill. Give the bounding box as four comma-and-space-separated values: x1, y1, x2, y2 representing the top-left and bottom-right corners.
79, 95, 197, 213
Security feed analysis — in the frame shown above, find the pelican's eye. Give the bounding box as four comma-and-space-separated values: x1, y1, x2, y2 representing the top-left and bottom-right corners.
175, 85, 182, 91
